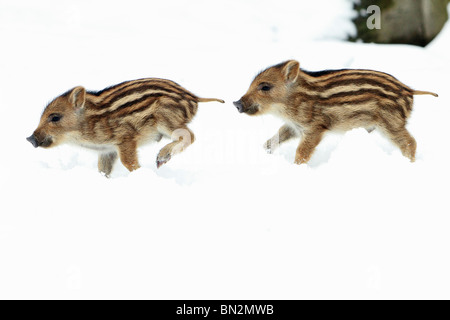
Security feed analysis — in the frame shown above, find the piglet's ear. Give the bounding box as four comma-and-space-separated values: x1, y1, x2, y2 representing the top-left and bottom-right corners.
283, 60, 300, 83
69, 86, 86, 109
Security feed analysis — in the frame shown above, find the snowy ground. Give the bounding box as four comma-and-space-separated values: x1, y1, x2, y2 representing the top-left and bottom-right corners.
1, 0, 449, 299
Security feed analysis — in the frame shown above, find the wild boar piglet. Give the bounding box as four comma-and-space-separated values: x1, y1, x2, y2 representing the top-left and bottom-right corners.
27, 78, 224, 176
234, 60, 438, 164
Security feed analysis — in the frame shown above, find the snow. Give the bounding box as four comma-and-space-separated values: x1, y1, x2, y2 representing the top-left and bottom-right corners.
1, 0, 449, 299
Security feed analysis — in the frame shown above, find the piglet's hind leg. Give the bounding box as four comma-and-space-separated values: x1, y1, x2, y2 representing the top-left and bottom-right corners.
157, 127, 195, 168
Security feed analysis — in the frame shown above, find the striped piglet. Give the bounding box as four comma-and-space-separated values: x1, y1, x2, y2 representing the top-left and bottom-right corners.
27, 78, 224, 176
234, 60, 438, 164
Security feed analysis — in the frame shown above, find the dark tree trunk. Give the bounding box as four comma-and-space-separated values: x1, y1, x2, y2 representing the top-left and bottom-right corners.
350, 0, 449, 47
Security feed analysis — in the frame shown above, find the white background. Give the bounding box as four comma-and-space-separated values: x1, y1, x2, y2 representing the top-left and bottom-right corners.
0, 0, 449, 299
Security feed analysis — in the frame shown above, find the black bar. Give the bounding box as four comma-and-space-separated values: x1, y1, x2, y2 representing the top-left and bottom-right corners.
147, 301, 297, 319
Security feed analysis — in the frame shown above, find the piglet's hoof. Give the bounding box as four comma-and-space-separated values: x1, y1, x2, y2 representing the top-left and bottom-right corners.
156, 154, 172, 169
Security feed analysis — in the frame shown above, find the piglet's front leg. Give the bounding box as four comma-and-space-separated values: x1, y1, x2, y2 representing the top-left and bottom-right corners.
98, 152, 118, 177
294, 127, 326, 165
118, 140, 141, 172
264, 124, 299, 154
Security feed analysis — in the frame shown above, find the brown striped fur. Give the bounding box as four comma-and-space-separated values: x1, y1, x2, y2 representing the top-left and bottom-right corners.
234, 60, 438, 164
27, 78, 224, 176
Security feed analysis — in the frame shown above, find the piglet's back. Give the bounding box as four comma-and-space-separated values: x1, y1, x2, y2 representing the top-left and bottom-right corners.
79, 78, 201, 144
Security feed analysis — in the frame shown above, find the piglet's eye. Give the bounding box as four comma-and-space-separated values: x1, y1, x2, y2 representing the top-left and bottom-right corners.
49, 114, 62, 123
258, 83, 273, 92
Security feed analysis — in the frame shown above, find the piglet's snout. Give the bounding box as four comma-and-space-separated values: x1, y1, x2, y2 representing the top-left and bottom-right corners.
27, 135, 39, 148
233, 100, 244, 113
